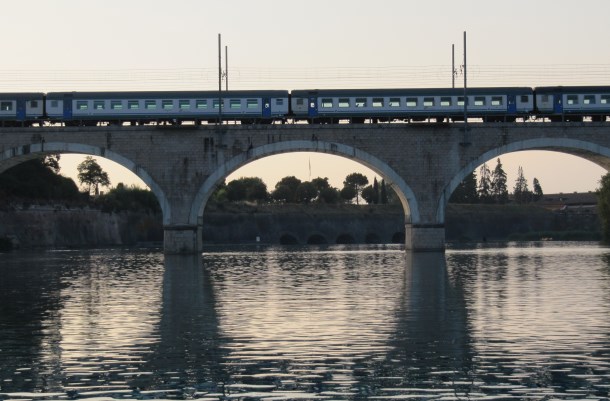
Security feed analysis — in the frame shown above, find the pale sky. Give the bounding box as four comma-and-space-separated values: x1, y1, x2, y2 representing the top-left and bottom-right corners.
2, 0, 610, 194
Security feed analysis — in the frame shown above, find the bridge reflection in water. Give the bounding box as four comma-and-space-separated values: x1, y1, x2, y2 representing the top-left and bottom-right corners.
1, 244, 610, 399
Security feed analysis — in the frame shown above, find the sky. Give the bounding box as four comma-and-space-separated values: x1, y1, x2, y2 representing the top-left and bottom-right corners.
2, 0, 610, 194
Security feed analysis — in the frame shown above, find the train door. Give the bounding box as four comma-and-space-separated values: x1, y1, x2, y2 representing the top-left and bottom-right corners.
262, 98, 271, 118
507, 95, 516, 114
16, 99, 26, 121
553, 94, 563, 114
308, 96, 318, 118
63, 94, 73, 120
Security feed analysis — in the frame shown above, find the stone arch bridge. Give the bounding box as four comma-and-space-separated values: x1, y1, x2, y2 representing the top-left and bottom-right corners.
1, 123, 609, 253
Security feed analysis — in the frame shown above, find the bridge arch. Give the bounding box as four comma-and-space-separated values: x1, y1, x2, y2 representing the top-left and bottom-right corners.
189, 140, 420, 227
0, 141, 170, 222
438, 137, 610, 222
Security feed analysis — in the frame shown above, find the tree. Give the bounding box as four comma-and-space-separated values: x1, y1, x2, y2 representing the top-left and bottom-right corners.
226, 177, 268, 202
77, 156, 110, 196
380, 179, 389, 204
43, 154, 61, 174
532, 177, 543, 201
450, 171, 478, 203
0, 157, 79, 201
272, 176, 302, 203
318, 186, 341, 204
340, 185, 357, 203
343, 173, 369, 205
478, 163, 492, 203
295, 182, 317, 204
361, 185, 377, 204
597, 173, 610, 242
491, 158, 508, 204
513, 166, 531, 204
372, 178, 380, 204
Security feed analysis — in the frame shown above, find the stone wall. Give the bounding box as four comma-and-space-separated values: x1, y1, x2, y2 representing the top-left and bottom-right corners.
0, 205, 162, 249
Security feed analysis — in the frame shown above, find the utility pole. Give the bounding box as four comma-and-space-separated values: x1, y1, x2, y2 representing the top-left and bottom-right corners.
452, 44, 455, 88
218, 33, 222, 125
225, 45, 229, 91
461, 31, 471, 146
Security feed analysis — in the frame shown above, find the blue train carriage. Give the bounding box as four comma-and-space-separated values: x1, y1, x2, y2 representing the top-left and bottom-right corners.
0, 93, 45, 126
46, 90, 290, 125
534, 86, 610, 122
290, 87, 533, 123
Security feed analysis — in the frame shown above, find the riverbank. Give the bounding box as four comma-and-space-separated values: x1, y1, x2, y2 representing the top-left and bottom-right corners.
0, 202, 602, 250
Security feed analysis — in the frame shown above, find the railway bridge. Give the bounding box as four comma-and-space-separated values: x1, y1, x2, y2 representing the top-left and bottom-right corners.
1, 122, 609, 253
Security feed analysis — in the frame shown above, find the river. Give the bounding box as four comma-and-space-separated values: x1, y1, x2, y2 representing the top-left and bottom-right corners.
1, 242, 609, 400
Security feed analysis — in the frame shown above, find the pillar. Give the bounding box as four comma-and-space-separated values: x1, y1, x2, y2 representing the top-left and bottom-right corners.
405, 223, 446, 252
164, 225, 199, 254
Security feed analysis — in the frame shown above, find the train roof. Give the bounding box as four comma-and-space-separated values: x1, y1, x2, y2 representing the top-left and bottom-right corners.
0, 93, 45, 100
45, 90, 289, 100
534, 86, 610, 93
290, 87, 534, 97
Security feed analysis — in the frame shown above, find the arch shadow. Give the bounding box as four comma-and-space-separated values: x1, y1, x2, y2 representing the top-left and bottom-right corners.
0, 141, 170, 223
190, 140, 420, 227
438, 137, 610, 222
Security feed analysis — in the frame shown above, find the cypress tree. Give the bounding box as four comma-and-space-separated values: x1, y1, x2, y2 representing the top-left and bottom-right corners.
491, 158, 508, 204
478, 163, 492, 203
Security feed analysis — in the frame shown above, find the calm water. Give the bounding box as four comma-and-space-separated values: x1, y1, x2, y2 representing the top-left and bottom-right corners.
1, 243, 610, 400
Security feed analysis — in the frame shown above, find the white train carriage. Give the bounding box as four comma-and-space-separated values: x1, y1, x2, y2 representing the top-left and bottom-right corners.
535, 86, 610, 121
46, 90, 290, 124
291, 88, 534, 122
0, 93, 45, 126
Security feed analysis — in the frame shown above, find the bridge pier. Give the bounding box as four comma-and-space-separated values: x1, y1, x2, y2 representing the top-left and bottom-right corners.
164, 225, 199, 254
405, 224, 445, 252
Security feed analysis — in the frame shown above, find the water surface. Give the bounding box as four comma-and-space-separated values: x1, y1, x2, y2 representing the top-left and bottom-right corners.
1, 242, 609, 400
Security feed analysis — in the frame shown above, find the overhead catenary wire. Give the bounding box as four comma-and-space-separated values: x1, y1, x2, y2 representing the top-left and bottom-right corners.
1, 64, 610, 91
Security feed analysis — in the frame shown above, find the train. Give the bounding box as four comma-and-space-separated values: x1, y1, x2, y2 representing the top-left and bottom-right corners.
1, 86, 610, 126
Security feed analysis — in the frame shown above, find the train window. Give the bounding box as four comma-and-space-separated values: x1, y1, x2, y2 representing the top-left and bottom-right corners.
51, 100, 59, 108
246, 99, 258, 109
541, 95, 549, 103
111, 101, 123, 110
491, 97, 503, 106
423, 98, 434, 107
457, 97, 465, 106
196, 100, 208, 109
77, 101, 88, 110
389, 98, 400, 107
338, 98, 350, 108
30, 100, 38, 108
440, 97, 451, 107
567, 95, 578, 105
213, 100, 220, 109
162, 100, 173, 110
229, 99, 241, 109
584, 95, 596, 105
1, 102, 12, 111
474, 97, 485, 106
406, 98, 417, 107
146, 100, 157, 109
296, 98, 304, 106
355, 98, 367, 107
180, 100, 191, 109
94, 101, 105, 110
128, 100, 140, 110
276, 99, 284, 106
372, 98, 384, 107
601, 95, 610, 104
321, 98, 333, 108
520, 95, 529, 103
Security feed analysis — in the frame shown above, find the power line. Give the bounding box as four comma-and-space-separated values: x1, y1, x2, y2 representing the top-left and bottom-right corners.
1, 64, 610, 91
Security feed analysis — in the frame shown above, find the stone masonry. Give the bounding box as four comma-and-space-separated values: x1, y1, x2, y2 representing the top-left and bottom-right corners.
1, 123, 610, 253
